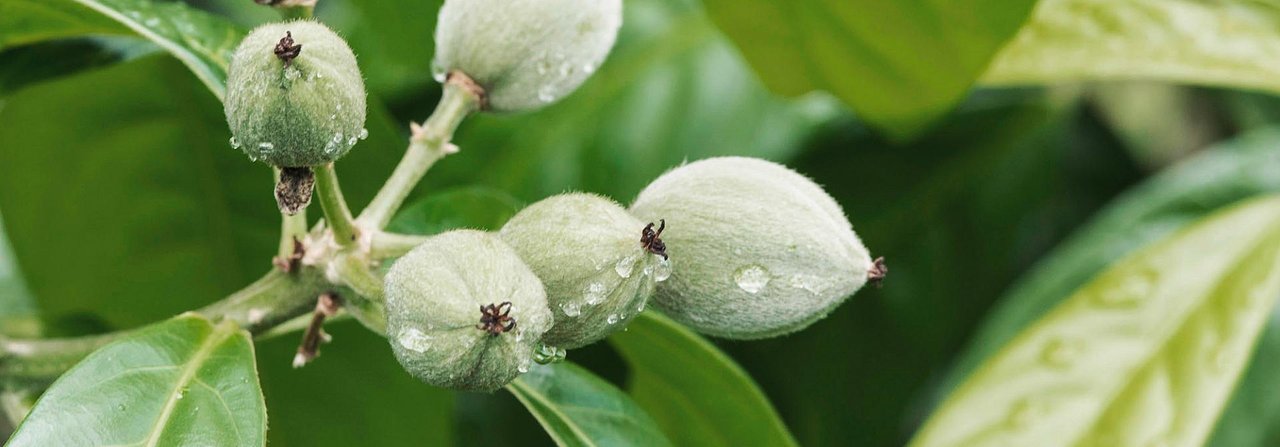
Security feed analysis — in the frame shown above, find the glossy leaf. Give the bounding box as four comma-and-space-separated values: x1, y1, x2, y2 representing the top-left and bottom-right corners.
387, 186, 522, 236
911, 196, 1280, 447
508, 363, 673, 447
698, 0, 1037, 139
426, 0, 836, 203
932, 127, 1280, 446
8, 314, 266, 446
0, 0, 126, 49
609, 311, 797, 447
983, 0, 1280, 96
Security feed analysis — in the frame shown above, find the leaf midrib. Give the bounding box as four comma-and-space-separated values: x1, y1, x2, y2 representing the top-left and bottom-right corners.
509, 378, 598, 447
140, 320, 235, 447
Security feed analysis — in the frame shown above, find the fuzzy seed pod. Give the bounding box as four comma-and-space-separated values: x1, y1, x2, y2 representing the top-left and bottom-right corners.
500, 193, 669, 349
432, 0, 622, 111
224, 21, 368, 214
629, 157, 883, 339
384, 230, 554, 392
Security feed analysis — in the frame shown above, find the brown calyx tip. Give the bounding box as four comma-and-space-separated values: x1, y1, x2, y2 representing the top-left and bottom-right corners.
276, 167, 315, 215
274, 31, 302, 66
867, 256, 887, 288
445, 70, 488, 110
640, 219, 668, 260
477, 302, 516, 336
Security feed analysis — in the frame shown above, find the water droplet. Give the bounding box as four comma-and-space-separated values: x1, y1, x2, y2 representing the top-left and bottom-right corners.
534, 343, 565, 364
116, 404, 126, 411
787, 274, 828, 295
654, 257, 672, 282
734, 265, 771, 294
397, 327, 433, 353
229, 137, 240, 149
430, 58, 447, 83
537, 86, 555, 103
258, 142, 274, 151
358, 128, 369, 140
560, 301, 581, 317
582, 63, 595, 74
607, 314, 619, 325
584, 282, 607, 305
615, 255, 637, 278
636, 300, 646, 313
518, 359, 531, 373
176, 389, 186, 400
347, 136, 358, 146
1040, 338, 1080, 368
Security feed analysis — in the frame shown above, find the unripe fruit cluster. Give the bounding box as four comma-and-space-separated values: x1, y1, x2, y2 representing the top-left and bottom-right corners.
383, 157, 881, 392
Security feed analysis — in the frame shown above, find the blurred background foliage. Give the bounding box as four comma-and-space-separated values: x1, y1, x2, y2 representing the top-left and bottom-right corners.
4, 0, 1280, 445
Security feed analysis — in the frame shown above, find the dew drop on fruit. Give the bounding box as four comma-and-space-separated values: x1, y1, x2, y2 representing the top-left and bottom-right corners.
654, 258, 672, 282
358, 128, 369, 140
560, 301, 581, 317
606, 313, 619, 325
397, 327, 433, 354
614, 255, 637, 278
584, 282, 607, 305
229, 137, 241, 149
734, 264, 770, 294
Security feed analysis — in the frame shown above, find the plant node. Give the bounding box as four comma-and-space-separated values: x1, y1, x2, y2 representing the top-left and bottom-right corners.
276, 167, 315, 215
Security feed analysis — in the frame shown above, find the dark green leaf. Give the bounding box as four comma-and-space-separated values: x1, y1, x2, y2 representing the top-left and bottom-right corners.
609, 311, 796, 447
425, 0, 836, 203
983, 0, 1280, 96
386, 186, 522, 235
699, 0, 1037, 139
255, 320, 454, 446
0, 215, 38, 338
8, 313, 266, 446
508, 362, 673, 447
0, 36, 158, 96
318, 0, 443, 100
912, 196, 1280, 447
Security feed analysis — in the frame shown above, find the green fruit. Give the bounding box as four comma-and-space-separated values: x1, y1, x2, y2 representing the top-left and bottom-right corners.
384, 230, 554, 392
224, 20, 367, 168
500, 193, 669, 349
432, 0, 622, 112
629, 157, 881, 339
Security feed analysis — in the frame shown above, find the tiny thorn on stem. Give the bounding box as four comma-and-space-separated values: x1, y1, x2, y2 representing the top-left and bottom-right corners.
276, 167, 315, 215
273, 237, 306, 273
274, 31, 302, 66
868, 256, 887, 288
294, 292, 341, 368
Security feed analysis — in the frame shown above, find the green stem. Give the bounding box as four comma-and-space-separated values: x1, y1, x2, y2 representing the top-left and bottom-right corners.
313, 164, 359, 246
332, 255, 388, 335
369, 231, 431, 258
357, 76, 481, 229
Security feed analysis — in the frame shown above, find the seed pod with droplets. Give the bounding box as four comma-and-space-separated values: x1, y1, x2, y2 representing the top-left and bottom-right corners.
224, 20, 368, 214
384, 230, 554, 392
432, 0, 622, 112
629, 157, 884, 340
500, 193, 670, 349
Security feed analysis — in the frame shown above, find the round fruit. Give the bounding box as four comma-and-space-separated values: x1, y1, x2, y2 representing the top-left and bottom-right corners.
384, 230, 554, 392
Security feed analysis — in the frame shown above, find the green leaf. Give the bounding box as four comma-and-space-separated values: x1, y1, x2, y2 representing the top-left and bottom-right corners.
0, 36, 158, 96
698, 0, 1037, 139
0, 0, 126, 49
0, 213, 38, 338
386, 186, 522, 236
2, 0, 243, 100
931, 127, 1280, 446
427, 0, 836, 203
508, 363, 673, 447
8, 313, 266, 446
983, 0, 1280, 96
911, 196, 1280, 447
609, 312, 797, 447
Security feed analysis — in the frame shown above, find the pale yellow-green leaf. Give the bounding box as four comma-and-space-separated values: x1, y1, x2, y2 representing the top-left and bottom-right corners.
982, 0, 1280, 93
911, 196, 1280, 447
